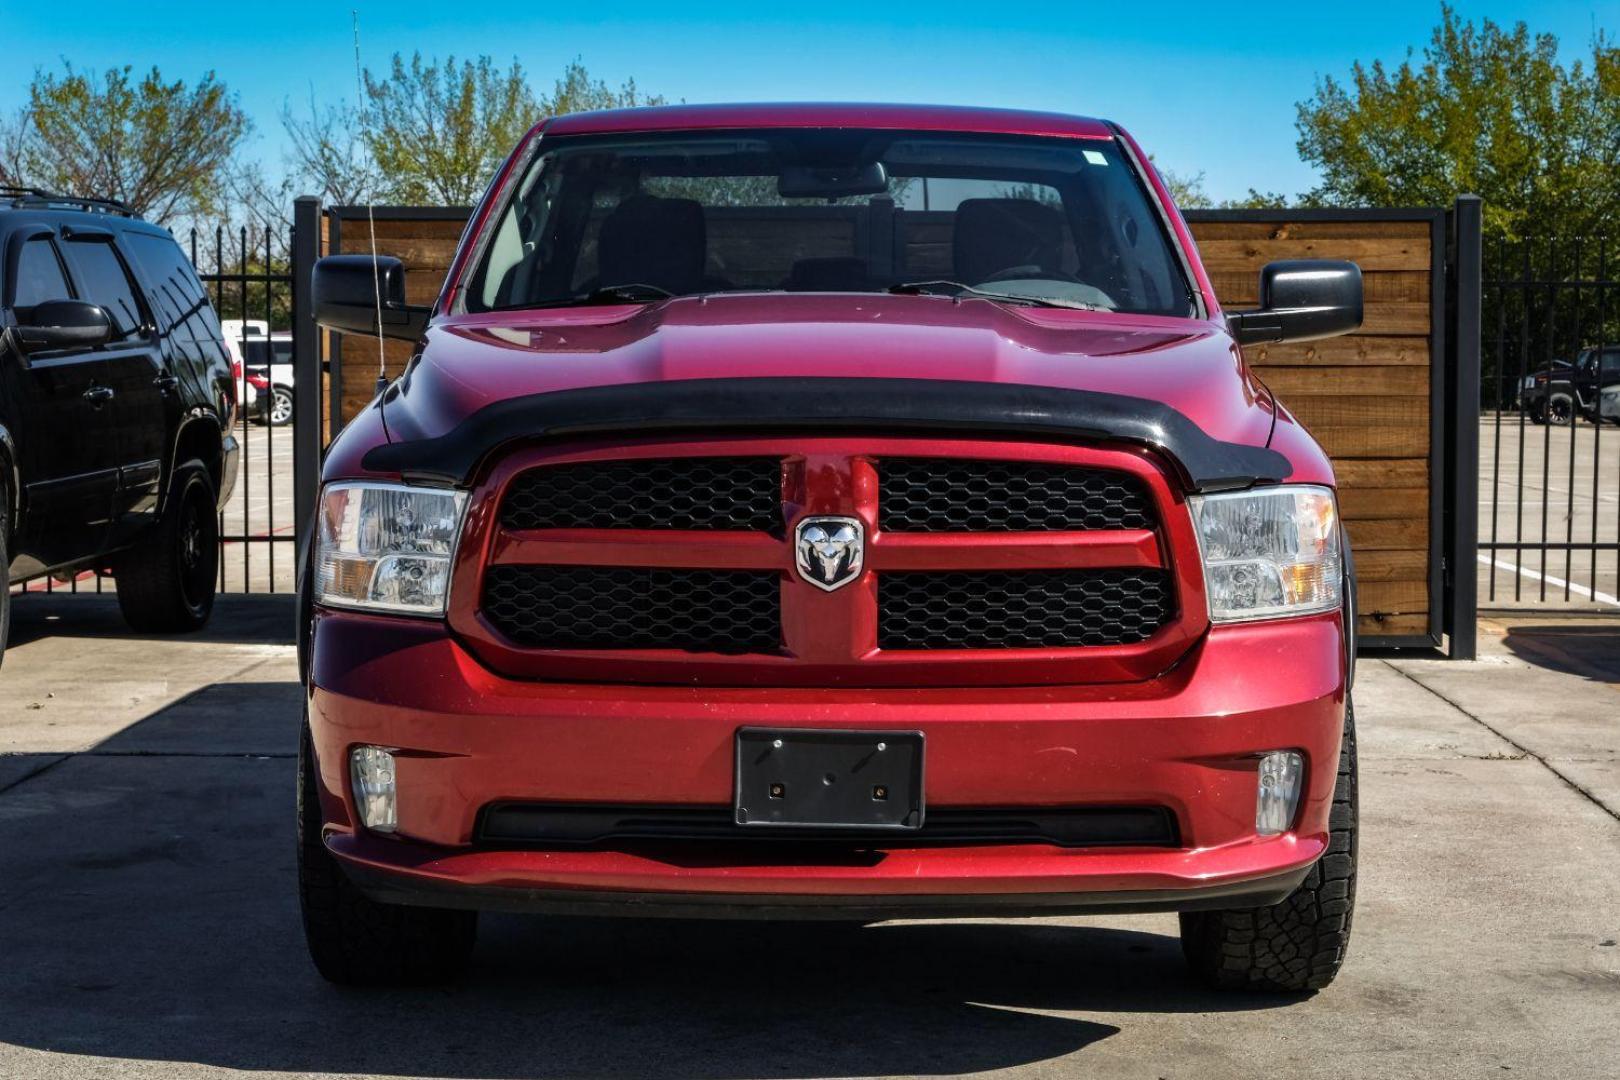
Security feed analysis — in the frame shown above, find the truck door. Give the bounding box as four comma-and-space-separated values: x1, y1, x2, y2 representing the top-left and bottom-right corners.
60, 229, 171, 544
1, 228, 120, 571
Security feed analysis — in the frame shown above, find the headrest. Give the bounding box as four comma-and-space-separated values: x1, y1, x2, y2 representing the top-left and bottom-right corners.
597, 195, 707, 294
951, 198, 1064, 284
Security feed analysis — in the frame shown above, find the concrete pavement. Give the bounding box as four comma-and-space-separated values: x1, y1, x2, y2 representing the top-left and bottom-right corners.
0, 595, 1616, 1079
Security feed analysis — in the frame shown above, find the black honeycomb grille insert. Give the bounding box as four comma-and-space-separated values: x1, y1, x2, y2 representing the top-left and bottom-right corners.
878, 458, 1153, 532
879, 569, 1173, 650
483, 566, 781, 651
502, 457, 781, 531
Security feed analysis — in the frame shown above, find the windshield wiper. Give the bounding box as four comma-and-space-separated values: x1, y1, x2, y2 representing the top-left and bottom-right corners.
888, 280, 1101, 311
526, 283, 676, 309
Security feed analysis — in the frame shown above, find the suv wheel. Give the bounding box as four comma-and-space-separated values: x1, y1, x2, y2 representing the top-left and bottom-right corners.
1179, 700, 1358, 992
267, 385, 294, 427
113, 460, 218, 632
298, 724, 478, 985
1545, 392, 1576, 425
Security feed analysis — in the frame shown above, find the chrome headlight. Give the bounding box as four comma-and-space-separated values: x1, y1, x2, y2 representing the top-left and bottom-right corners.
314, 482, 468, 616
1189, 485, 1342, 622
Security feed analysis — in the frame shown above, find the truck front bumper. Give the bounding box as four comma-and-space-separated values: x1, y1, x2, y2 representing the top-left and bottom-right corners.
308, 610, 1347, 917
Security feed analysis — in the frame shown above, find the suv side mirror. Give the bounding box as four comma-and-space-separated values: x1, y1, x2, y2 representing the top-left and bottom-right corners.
312, 254, 430, 341
1227, 260, 1363, 346
14, 299, 113, 352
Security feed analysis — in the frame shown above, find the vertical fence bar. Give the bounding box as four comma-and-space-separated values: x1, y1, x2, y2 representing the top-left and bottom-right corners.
291, 197, 322, 582
1446, 195, 1481, 658
1487, 236, 1506, 601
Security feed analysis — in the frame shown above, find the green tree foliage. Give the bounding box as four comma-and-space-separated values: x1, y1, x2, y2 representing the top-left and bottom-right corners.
0, 63, 250, 224
1295, 5, 1619, 239
363, 53, 538, 205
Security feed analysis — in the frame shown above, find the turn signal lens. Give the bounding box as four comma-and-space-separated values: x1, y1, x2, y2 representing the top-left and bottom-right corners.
314, 483, 467, 616
1189, 485, 1342, 622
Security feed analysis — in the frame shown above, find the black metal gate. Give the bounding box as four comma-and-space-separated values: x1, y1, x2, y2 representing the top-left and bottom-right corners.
1481, 237, 1619, 608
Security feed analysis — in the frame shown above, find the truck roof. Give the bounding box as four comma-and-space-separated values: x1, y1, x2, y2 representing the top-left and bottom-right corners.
538, 102, 1116, 141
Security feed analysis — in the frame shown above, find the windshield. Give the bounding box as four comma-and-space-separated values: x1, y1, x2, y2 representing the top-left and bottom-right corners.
462, 129, 1196, 317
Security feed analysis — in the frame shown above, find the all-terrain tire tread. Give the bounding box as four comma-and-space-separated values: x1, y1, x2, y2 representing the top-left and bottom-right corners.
1179, 701, 1358, 993
297, 727, 476, 986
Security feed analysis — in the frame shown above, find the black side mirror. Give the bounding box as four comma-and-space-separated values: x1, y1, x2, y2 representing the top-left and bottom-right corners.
312, 254, 430, 341
14, 299, 113, 352
1227, 260, 1363, 346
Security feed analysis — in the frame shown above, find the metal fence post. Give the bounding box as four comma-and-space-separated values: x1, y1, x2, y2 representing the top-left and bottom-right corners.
291, 196, 322, 578
1446, 195, 1483, 658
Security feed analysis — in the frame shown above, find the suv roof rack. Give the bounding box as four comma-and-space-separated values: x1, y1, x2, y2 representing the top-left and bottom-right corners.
0, 185, 137, 218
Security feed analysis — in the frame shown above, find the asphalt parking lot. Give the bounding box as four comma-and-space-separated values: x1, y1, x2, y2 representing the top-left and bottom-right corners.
1, 594, 1616, 1079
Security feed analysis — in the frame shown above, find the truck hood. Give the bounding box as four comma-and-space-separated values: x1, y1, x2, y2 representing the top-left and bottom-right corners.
378, 292, 1274, 463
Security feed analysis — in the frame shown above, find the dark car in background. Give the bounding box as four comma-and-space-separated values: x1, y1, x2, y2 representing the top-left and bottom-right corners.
0, 187, 239, 666
1521, 347, 1620, 424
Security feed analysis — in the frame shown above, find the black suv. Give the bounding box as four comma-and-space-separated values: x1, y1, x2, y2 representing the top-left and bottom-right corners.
0, 189, 238, 665
1522, 347, 1620, 425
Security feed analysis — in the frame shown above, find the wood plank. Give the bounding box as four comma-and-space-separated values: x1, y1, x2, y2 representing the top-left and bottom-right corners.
1356, 549, 1429, 582
1358, 579, 1430, 612
368, 218, 470, 241
1358, 612, 1430, 637
1196, 237, 1430, 274
1344, 517, 1428, 551
370, 237, 460, 270
1188, 220, 1431, 242
404, 275, 446, 305
1246, 336, 1429, 367
1339, 487, 1428, 520
1263, 366, 1429, 397
1358, 302, 1430, 336
1286, 395, 1429, 429
1311, 425, 1430, 458
1332, 458, 1429, 487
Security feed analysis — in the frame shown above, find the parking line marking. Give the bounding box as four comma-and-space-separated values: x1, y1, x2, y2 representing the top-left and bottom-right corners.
1477, 553, 1620, 607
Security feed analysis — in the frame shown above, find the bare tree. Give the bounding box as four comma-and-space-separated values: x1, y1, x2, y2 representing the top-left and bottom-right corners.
280, 94, 381, 207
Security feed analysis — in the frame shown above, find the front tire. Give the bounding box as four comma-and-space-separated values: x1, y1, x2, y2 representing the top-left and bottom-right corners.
114, 460, 218, 633
1545, 392, 1576, 425
1179, 700, 1358, 992
298, 725, 477, 986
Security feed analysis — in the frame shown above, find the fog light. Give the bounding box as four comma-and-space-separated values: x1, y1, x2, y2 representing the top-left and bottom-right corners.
1256, 751, 1304, 836
350, 746, 397, 833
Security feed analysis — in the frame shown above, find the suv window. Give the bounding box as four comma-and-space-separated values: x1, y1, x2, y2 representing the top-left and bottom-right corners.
124, 231, 221, 343
11, 237, 74, 314
61, 239, 147, 342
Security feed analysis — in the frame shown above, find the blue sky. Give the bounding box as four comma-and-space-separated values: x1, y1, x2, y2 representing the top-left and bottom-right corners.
2, 1, 1613, 203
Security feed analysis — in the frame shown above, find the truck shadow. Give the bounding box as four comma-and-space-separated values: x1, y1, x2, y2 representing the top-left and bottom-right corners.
1497, 621, 1620, 683
0, 677, 1303, 1079
5, 592, 295, 648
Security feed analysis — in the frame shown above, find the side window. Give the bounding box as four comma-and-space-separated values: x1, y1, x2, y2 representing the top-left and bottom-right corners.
61, 239, 148, 342
124, 231, 221, 342
1602, 349, 1620, 381
11, 237, 74, 315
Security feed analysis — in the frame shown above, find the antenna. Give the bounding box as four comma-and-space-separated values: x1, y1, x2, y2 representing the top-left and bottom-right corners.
352, 10, 388, 396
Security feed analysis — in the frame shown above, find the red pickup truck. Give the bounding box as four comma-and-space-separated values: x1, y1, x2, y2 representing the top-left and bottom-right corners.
299, 103, 1362, 992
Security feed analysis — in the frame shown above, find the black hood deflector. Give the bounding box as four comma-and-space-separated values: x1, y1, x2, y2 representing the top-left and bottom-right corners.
364, 377, 1288, 493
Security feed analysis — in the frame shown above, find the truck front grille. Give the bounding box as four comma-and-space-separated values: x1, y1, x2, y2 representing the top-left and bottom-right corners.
878, 569, 1173, 650
471, 444, 1188, 682
501, 456, 781, 531
877, 458, 1154, 532
483, 565, 781, 651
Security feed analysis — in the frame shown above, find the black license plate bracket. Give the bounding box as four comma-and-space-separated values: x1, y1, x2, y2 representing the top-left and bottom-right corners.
734, 728, 924, 830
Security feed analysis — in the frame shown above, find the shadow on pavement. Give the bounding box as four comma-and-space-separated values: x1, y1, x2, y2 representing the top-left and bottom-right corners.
1498, 621, 1620, 683
0, 626, 1297, 1079
6, 592, 295, 649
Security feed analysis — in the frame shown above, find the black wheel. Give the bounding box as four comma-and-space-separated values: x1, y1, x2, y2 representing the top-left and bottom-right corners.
267, 385, 294, 427
298, 724, 477, 986
113, 460, 218, 633
1545, 392, 1575, 425
1179, 701, 1358, 993
0, 479, 10, 671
